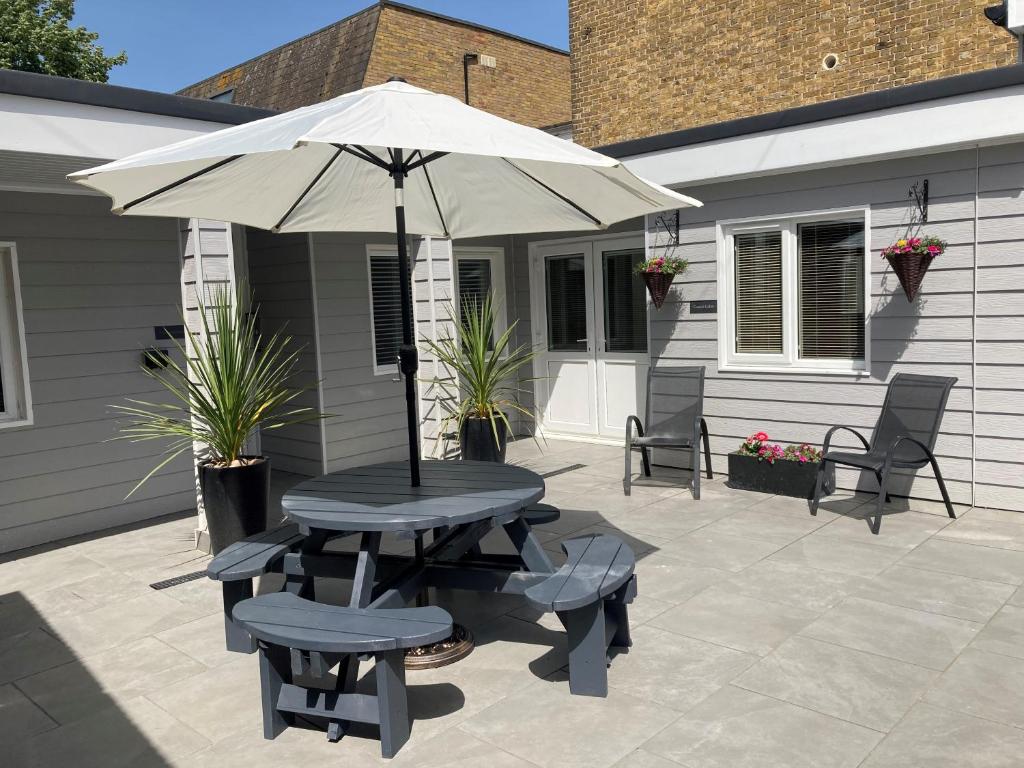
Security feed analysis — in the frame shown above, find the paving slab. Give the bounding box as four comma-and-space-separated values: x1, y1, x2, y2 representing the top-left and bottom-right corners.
854, 564, 1015, 623
899, 539, 1024, 585
649, 586, 818, 656
721, 559, 868, 613
0, 683, 56, 744
734, 635, 937, 731
924, 649, 1024, 729
642, 685, 882, 768
460, 675, 678, 768
859, 702, 1024, 768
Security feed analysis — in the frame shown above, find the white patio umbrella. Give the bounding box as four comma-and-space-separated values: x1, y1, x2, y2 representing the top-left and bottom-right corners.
71, 78, 700, 486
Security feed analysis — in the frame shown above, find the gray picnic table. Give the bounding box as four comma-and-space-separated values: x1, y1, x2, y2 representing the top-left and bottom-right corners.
210, 459, 637, 755
279, 459, 555, 609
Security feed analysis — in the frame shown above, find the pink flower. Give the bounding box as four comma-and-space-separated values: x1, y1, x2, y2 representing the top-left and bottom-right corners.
927, 245, 940, 254
755, 432, 769, 442
909, 237, 921, 247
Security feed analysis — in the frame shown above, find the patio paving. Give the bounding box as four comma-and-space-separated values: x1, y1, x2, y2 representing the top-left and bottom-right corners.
2, 439, 1023, 767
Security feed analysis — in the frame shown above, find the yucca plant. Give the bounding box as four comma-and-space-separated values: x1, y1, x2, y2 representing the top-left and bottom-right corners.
421, 293, 539, 461
113, 286, 321, 496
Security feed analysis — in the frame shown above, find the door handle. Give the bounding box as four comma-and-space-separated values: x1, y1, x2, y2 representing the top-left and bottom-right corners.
576, 338, 588, 342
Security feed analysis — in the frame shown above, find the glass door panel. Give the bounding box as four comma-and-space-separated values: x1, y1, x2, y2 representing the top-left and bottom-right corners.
602, 248, 648, 353
545, 254, 589, 352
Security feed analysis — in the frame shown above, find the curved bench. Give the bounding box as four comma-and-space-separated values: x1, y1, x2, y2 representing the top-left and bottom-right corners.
521, 503, 561, 526
234, 592, 453, 759
206, 524, 306, 652
525, 534, 637, 697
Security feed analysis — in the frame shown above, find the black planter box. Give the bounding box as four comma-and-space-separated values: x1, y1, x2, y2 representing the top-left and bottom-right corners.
727, 452, 834, 499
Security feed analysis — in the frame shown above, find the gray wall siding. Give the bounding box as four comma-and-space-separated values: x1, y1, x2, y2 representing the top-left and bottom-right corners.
645, 146, 1024, 510
247, 228, 323, 476
0, 192, 194, 552
311, 232, 407, 470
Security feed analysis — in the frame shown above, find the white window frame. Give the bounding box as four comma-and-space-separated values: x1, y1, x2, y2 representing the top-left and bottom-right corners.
366, 243, 404, 376
452, 246, 508, 345
716, 206, 871, 376
0, 242, 33, 428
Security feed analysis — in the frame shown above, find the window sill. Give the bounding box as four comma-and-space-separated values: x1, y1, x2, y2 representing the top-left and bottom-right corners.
0, 416, 34, 430
718, 364, 870, 378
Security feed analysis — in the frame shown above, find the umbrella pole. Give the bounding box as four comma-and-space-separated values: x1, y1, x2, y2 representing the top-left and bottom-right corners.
392, 148, 421, 487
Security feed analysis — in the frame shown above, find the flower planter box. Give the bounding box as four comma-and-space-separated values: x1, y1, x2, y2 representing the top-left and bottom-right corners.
727, 452, 834, 499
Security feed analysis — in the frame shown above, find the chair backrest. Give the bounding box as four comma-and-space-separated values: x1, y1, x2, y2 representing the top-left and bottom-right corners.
871, 373, 956, 460
645, 366, 706, 440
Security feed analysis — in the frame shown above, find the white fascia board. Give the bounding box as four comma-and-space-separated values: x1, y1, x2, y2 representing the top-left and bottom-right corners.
0, 93, 233, 160
623, 84, 1024, 187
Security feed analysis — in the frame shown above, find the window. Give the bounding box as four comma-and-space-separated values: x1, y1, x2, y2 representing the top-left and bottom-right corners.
718, 210, 868, 373
0, 243, 31, 426
602, 248, 648, 353
367, 245, 407, 374
453, 247, 506, 349
209, 89, 234, 103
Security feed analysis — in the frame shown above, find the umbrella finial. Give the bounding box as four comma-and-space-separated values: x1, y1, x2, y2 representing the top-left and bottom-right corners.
387, 75, 407, 83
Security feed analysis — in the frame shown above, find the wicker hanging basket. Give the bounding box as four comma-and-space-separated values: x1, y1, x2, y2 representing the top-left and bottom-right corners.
642, 272, 676, 309
885, 252, 935, 301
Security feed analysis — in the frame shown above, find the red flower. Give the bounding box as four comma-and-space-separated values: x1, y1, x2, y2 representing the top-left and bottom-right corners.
754, 432, 769, 442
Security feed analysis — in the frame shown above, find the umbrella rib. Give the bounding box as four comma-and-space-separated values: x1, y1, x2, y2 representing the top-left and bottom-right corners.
406, 151, 448, 173
272, 145, 344, 232
420, 162, 450, 239
119, 154, 243, 212
338, 144, 392, 171
500, 159, 603, 227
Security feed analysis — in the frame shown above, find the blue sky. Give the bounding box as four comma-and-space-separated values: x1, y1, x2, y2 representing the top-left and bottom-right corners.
73, 1, 569, 94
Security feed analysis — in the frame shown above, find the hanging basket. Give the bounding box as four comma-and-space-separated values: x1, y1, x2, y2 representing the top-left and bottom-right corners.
885, 252, 936, 301
642, 272, 676, 309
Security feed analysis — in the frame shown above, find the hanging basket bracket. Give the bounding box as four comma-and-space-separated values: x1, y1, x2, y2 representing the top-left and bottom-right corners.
909, 179, 929, 224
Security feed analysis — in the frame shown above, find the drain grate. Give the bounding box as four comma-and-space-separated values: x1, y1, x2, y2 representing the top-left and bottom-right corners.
540, 463, 586, 479
150, 570, 207, 590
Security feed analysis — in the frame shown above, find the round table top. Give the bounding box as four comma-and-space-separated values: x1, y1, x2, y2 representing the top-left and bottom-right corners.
282, 460, 546, 533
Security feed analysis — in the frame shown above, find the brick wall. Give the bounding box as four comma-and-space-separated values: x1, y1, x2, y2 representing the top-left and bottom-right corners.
363, 4, 569, 128
178, 6, 379, 112
571, 0, 1018, 147
178, 3, 570, 129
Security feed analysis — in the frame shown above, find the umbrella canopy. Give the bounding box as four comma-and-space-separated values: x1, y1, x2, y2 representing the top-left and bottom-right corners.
71, 79, 701, 486
69, 79, 698, 237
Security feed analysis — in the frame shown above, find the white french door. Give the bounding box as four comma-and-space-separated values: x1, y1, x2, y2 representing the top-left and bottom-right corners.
529, 235, 650, 440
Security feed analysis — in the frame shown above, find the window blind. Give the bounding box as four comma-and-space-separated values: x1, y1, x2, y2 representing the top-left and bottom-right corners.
734, 231, 783, 354
457, 257, 494, 348
369, 250, 405, 369
546, 254, 588, 351
602, 249, 647, 352
798, 221, 865, 360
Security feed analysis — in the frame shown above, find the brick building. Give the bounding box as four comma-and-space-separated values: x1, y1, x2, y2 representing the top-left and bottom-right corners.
178, 1, 570, 130
570, 0, 1019, 147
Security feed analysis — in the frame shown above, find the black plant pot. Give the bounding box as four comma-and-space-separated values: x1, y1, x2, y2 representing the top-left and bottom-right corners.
199, 456, 270, 554
727, 452, 834, 499
459, 418, 508, 463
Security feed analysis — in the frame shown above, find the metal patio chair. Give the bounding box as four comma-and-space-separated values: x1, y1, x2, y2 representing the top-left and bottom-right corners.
624, 366, 712, 499
810, 373, 957, 534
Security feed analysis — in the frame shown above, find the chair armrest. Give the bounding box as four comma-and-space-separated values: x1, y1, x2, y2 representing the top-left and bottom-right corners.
823, 425, 870, 454
885, 435, 932, 466
625, 415, 645, 441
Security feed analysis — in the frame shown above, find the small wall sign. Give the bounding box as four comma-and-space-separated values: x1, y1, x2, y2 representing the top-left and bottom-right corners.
689, 300, 717, 314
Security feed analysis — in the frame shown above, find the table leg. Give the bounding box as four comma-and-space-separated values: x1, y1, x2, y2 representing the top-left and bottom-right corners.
414, 534, 427, 608
349, 531, 382, 609
286, 530, 327, 599
503, 515, 555, 573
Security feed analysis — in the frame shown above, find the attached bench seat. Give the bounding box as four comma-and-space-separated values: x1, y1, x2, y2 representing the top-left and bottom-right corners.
233, 592, 453, 759
206, 524, 306, 652
521, 503, 561, 526
525, 534, 637, 697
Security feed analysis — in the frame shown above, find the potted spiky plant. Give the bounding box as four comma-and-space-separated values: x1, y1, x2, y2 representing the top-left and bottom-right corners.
422, 293, 538, 463
113, 288, 321, 553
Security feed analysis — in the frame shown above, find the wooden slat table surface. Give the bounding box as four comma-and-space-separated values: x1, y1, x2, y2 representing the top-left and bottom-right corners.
282, 460, 546, 534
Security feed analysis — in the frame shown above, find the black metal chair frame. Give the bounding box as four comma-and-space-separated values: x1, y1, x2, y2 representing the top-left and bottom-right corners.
624, 366, 712, 499
809, 373, 957, 534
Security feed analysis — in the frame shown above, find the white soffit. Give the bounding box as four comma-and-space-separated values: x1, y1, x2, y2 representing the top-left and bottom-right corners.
622, 84, 1024, 187
0, 93, 231, 160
